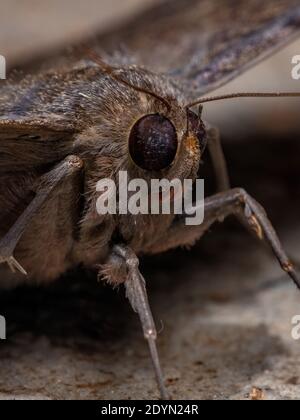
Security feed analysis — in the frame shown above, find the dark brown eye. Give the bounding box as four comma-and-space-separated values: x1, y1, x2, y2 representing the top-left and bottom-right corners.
187, 110, 207, 151
129, 114, 178, 171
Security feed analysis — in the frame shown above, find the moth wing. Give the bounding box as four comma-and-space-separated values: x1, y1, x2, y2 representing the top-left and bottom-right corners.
0, 70, 79, 173
96, 0, 300, 98
0, 118, 75, 173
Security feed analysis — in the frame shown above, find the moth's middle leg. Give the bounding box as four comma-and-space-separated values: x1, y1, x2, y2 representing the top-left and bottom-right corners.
144, 188, 300, 289
0, 155, 83, 274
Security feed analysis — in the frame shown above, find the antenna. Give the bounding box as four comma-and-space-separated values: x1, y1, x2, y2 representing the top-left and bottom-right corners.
86, 49, 172, 112
185, 92, 300, 108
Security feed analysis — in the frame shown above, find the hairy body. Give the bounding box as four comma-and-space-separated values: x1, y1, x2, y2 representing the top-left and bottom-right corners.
0, 62, 199, 283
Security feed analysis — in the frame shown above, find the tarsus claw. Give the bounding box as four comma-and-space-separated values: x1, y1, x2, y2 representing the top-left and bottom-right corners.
0, 255, 27, 276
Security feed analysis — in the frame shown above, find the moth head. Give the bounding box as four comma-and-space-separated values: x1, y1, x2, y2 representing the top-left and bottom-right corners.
128, 108, 206, 172
87, 51, 206, 174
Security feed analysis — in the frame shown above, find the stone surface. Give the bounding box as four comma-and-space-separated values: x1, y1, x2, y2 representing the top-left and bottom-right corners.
0, 221, 300, 400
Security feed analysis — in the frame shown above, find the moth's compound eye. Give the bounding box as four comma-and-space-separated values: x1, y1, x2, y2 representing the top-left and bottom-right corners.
187, 110, 207, 151
129, 114, 178, 171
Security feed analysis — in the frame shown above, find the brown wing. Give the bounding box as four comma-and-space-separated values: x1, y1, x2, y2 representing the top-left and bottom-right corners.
94, 0, 300, 98
0, 120, 76, 172
0, 72, 77, 172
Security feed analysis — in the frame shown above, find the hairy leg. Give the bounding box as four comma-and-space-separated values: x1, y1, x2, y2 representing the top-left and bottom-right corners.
101, 244, 169, 400
145, 188, 300, 289
0, 155, 83, 274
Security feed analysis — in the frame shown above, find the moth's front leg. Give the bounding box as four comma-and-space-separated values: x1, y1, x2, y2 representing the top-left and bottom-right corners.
206, 126, 250, 230
0, 155, 83, 274
100, 244, 169, 400
145, 188, 300, 289
206, 125, 230, 192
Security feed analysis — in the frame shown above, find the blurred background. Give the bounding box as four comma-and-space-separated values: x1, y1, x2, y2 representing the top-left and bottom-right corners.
1, 0, 300, 140
0, 0, 300, 400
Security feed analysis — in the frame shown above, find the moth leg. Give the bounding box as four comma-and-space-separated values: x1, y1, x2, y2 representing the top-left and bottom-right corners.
103, 244, 169, 400
0, 155, 83, 274
207, 125, 230, 192
206, 125, 252, 231
145, 188, 300, 289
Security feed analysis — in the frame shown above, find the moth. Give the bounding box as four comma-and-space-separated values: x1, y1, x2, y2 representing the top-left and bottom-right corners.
1, 0, 300, 399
